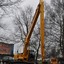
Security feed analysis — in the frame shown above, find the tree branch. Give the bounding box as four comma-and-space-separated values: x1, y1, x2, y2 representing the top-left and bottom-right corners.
0, 0, 23, 7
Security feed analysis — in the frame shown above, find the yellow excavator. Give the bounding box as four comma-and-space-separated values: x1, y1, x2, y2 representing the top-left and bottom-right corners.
14, 0, 45, 64
13, 0, 58, 64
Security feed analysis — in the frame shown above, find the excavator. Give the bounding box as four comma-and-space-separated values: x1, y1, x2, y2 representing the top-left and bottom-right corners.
14, 0, 45, 64
13, 0, 58, 64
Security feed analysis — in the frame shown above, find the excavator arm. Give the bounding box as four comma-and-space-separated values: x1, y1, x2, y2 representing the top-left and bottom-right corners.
14, 4, 40, 61
23, 4, 40, 59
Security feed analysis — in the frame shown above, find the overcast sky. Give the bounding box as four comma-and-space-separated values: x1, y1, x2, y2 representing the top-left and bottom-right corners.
21, 0, 51, 10
24, 0, 51, 5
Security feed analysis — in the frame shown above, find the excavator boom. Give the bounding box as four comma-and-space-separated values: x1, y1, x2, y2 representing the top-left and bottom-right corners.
23, 4, 40, 58
40, 0, 45, 62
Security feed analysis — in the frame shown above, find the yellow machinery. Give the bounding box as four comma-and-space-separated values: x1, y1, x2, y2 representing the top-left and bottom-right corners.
14, 0, 45, 64
0, 0, 59, 64
14, 0, 58, 64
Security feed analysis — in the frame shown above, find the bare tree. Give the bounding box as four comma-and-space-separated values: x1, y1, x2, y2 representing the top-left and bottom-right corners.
44, 1, 60, 58
0, 0, 23, 18
13, 5, 33, 43
0, 0, 22, 7
0, 0, 23, 43
44, 0, 64, 58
